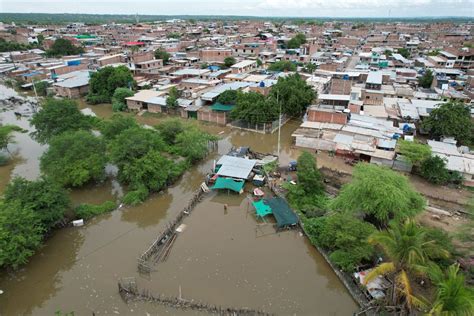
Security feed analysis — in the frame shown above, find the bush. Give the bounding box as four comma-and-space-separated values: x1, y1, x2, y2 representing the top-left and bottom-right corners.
75, 200, 116, 219
122, 186, 149, 205
0, 201, 45, 269
420, 156, 451, 185
112, 87, 134, 112
303, 212, 377, 271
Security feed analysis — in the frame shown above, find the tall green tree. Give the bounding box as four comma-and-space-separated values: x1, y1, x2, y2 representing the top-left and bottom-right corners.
270, 73, 316, 117
99, 114, 138, 141
112, 87, 134, 112
397, 48, 410, 58
421, 101, 473, 146
0, 201, 44, 269
0, 124, 25, 153
304, 212, 376, 271
40, 131, 107, 187
420, 155, 454, 185
268, 60, 297, 72
46, 38, 84, 57
397, 139, 432, 167
155, 118, 185, 145
223, 56, 236, 68
174, 127, 216, 162
154, 48, 170, 64
428, 264, 474, 315
286, 152, 327, 214
109, 126, 166, 171
166, 86, 180, 108
418, 69, 434, 89
365, 220, 451, 312
287, 33, 307, 49
3, 177, 70, 230
331, 163, 425, 226
230, 91, 279, 124
87, 66, 134, 104
30, 98, 92, 144
217, 89, 238, 105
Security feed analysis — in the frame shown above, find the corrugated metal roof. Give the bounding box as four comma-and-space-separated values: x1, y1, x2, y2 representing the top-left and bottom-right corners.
216, 155, 256, 179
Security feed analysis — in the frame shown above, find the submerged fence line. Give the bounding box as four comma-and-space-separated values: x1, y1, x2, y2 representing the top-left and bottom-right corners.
118, 278, 272, 316
137, 184, 210, 274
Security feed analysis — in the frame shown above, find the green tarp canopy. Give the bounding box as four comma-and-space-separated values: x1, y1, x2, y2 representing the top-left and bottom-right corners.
212, 177, 244, 193
75, 35, 97, 39
252, 199, 273, 217
211, 102, 235, 112
266, 197, 298, 228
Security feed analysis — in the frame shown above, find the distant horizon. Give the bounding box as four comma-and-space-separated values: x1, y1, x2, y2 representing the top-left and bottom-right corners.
2, 0, 473, 18
1, 12, 473, 21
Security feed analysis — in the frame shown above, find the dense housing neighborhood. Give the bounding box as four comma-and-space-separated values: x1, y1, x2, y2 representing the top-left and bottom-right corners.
0, 12, 473, 316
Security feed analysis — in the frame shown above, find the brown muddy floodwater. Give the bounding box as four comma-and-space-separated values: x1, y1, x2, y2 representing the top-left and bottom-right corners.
0, 85, 357, 315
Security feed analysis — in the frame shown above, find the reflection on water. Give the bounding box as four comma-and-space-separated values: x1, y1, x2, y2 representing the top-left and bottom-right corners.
0, 88, 357, 315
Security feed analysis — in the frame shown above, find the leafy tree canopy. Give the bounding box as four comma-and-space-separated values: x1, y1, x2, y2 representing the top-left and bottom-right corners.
230, 91, 279, 124
46, 38, 84, 57
112, 87, 134, 112
87, 66, 134, 104
223, 56, 236, 68
0, 124, 25, 152
269, 73, 316, 117
99, 113, 138, 141
303, 212, 377, 271
173, 126, 217, 163
420, 155, 459, 185
331, 163, 425, 226
155, 118, 185, 145
397, 139, 431, 167
217, 89, 238, 105
397, 47, 410, 58
268, 60, 297, 72
287, 33, 307, 49
418, 69, 433, 89
3, 177, 70, 230
154, 48, 171, 64
30, 98, 93, 144
40, 130, 107, 187
166, 86, 180, 108
0, 200, 44, 269
109, 126, 166, 170
421, 101, 473, 146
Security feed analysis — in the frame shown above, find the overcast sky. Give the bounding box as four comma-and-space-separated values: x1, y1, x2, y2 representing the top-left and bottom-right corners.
2, 0, 474, 17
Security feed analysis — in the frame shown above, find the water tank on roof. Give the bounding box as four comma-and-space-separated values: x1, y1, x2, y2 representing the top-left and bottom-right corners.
259, 81, 265, 87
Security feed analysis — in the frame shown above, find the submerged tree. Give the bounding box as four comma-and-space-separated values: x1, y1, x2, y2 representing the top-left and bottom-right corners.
30, 98, 92, 144
0, 124, 25, 153
40, 131, 107, 187
0, 201, 44, 269
3, 177, 70, 230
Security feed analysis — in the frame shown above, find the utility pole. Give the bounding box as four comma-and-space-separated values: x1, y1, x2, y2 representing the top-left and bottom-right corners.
277, 91, 282, 160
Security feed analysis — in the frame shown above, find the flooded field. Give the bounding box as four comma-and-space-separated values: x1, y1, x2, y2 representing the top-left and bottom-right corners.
0, 85, 357, 315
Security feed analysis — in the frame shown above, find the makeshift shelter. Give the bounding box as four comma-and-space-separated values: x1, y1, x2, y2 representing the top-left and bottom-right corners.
211, 177, 245, 193
266, 197, 298, 228
216, 155, 256, 180
252, 199, 273, 217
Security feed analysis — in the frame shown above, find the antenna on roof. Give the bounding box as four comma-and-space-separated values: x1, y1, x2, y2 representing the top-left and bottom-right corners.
135, 13, 139, 24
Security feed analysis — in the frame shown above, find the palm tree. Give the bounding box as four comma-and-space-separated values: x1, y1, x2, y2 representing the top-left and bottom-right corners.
365, 219, 450, 312
428, 263, 474, 316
